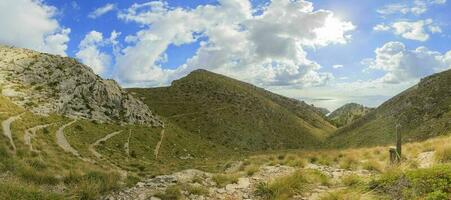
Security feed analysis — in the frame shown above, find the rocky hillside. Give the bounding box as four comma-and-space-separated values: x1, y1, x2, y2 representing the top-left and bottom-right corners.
328, 69, 451, 148
328, 103, 373, 127
128, 69, 336, 151
0, 45, 161, 126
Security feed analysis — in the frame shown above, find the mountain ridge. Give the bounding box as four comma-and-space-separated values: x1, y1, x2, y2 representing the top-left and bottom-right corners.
0, 45, 161, 126
129, 69, 336, 151
328, 69, 451, 147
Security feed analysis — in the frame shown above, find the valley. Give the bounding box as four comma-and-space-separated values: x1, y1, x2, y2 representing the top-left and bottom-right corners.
0, 45, 449, 200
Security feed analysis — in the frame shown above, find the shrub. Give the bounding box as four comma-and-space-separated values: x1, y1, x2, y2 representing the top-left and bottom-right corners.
341, 174, 362, 187
254, 182, 274, 200
285, 158, 306, 168
254, 171, 308, 200
435, 144, 451, 164
245, 165, 259, 176
339, 156, 358, 170
0, 182, 63, 200
369, 164, 451, 199
319, 189, 362, 200
71, 171, 121, 200
186, 184, 208, 196
362, 160, 383, 172
212, 174, 239, 187
18, 166, 59, 185
155, 185, 183, 200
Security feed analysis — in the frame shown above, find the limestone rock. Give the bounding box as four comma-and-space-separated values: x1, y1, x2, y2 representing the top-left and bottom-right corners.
0, 45, 161, 126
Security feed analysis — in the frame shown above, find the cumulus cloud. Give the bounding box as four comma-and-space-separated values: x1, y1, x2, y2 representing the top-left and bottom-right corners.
0, 0, 70, 56
115, 0, 354, 87
377, 0, 446, 16
76, 30, 120, 75
374, 19, 440, 41
89, 3, 116, 19
363, 41, 451, 84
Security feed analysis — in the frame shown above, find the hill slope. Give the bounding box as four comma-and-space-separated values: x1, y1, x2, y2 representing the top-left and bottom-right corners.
0, 46, 235, 199
328, 69, 451, 148
128, 69, 336, 151
0, 45, 161, 126
328, 103, 373, 127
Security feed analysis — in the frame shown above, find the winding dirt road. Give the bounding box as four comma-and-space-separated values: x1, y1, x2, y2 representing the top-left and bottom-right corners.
89, 130, 123, 159
1, 114, 23, 153
56, 120, 93, 162
24, 124, 51, 152
124, 129, 131, 157
154, 129, 165, 159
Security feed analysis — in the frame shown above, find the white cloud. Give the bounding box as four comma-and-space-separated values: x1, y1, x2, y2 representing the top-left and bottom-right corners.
363, 41, 451, 84
88, 3, 116, 19
332, 64, 343, 69
377, 0, 446, 16
373, 24, 390, 31
373, 19, 440, 41
76, 30, 120, 75
115, 0, 354, 87
0, 0, 70, 56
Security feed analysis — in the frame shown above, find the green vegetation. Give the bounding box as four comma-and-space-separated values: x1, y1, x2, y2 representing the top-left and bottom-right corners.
435, 143, 451, 163
128, 69, 335, 151
212, 173, 239, 187
369, 164, 451, 200
328, 103, 373, 128
329, 69, 451, 148
254, 169, 330, 200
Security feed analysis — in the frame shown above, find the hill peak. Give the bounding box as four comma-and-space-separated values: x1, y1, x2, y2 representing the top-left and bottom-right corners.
0, 45, 162, 126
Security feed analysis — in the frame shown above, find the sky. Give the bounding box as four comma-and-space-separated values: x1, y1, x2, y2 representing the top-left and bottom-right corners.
0, 0, 450, 111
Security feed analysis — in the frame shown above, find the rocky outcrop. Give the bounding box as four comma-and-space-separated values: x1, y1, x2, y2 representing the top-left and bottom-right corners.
0, 45, 161, 126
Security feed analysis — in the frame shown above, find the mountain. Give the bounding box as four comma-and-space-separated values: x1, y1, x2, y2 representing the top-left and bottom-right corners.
0, 45, 161, 126
0, 46, 234, 199
328, 69, 451, 148
328, 103, 373, 127
128, 69, 336, 151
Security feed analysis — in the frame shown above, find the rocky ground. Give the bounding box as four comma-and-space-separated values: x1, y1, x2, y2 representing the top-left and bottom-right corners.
104, 163, 373, 200
0, 45, 162, 126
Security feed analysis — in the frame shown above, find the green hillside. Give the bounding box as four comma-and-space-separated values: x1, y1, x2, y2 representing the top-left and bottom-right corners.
328, 103, 373, 127
0, 46, 236, 199
328, 69, 451, 148
128, 69, 336, 151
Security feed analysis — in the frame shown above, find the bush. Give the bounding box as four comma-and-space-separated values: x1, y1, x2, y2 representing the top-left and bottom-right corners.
0, 182, 63, 200
186, 184, 208, 196
341, 174, 362, 187
254, 171, 308, 200
362, 160, 383, 172
245, 165, 259, 176
435, 144, 451, 164
155, 185, 183, 200
71, 171, 121, 200
369, 164, 451, 199
212, 174, 239, 187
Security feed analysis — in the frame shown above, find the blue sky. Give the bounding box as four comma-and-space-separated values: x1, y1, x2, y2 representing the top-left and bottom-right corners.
1, 0, 450, 111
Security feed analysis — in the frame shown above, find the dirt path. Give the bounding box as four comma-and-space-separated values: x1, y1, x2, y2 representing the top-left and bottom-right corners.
24, 124, 51, 152
1, 114, 23, 153
56, 120, 93, 162
89, 130, 123, 159
124, 129, 131, 157
154, 129, 165, 159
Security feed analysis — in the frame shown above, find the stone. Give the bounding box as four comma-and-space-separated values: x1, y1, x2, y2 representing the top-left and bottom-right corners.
0, 45, 162, 126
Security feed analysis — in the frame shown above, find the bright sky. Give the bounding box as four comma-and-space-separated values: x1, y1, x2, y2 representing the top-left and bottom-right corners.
1, 0, 450, 111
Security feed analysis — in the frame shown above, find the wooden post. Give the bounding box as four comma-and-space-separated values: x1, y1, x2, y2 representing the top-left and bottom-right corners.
396, 124, 402, 161
389, 124, 402, 165
389, 147, 397, 164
